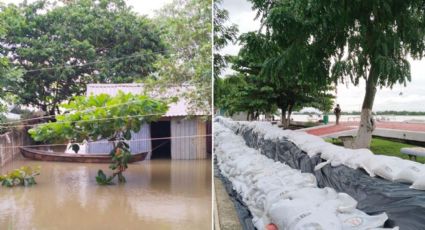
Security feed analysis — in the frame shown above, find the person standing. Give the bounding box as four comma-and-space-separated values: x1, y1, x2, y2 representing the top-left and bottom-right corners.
334, 104, 341, 125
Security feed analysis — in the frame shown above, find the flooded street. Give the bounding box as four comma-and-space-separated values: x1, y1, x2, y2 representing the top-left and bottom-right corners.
0, 159, 212, 230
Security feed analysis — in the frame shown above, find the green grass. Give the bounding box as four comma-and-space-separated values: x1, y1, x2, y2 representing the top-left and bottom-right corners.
325, 137, 425, 163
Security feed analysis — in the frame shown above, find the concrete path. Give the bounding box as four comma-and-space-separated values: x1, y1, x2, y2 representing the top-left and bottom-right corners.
303, 124, 354, 136
297, 121, 425, 144
302, 121, 425, 137
214, 177, 242, 230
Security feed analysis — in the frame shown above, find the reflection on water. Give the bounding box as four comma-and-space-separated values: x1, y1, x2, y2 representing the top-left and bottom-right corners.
0, 159, 212, 230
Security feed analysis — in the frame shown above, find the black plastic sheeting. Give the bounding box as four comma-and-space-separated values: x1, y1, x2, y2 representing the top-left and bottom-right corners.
214, 159, 256, 230
233, 125, 425, 230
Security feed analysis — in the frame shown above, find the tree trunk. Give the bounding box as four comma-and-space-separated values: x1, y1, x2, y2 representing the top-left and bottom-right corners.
249, 112, 255, 121
254, 111, 259, 120
285, 104, 294, 129
48, 106, 56, 116
41, 104, 48, 113
354, 69, 378, 149
280, 106, 287, 129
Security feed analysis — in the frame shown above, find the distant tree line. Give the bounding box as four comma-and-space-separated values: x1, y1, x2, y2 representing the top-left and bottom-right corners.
339, 111, 425, 116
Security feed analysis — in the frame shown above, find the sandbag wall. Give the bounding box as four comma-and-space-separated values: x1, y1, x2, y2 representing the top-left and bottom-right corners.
218, 117, 425, 230
214, 160, 257, 230
215, 122, 392, 230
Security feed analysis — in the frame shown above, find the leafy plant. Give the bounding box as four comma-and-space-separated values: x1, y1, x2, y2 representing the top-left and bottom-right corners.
95, 170, 114, 185
0, 166, 40, 187
29, 91, 168, 185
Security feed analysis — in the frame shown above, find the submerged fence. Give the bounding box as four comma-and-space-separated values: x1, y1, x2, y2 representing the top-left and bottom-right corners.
0, 130, 32, 167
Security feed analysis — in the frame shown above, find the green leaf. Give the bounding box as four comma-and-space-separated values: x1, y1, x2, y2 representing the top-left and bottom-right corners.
123, 130, 132, 140
95, 170, 115, 185
0, 166, 40, 187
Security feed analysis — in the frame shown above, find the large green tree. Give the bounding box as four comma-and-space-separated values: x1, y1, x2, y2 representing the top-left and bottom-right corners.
250, 0, 425, 148
153, 0, 212, 115
0, 0, 165, 115
0, 2, 22, 129
224, 33, 278, 120
216, 74, 277, 120
213, 0, 238, 112
213, 0, 238, 78
232, 32, 333, 127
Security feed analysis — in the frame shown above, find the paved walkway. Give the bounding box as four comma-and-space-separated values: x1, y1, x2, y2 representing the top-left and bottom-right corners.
304, 121, 425, 137
305, 124, 354, 136
214, 177, 242, 230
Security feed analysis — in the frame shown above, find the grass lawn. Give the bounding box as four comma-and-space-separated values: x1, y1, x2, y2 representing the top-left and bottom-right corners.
326, 137, 425, 163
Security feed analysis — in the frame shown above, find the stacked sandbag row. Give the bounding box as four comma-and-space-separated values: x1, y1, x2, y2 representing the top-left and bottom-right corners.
217, 117, 425, 190
215, 122, 395, 230
217, 117, 425, 229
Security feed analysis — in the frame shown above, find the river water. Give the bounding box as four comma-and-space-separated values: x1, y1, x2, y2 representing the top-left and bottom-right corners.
290, 114, 425, 123
0, 159, 212, 229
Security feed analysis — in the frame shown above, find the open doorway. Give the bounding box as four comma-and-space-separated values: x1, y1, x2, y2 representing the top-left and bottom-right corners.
150, 121, 171, 159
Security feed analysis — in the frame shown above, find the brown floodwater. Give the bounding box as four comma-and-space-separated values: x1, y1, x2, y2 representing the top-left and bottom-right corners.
0, 159, 212, 230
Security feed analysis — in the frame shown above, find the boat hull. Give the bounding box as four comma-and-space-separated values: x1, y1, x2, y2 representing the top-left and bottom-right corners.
19, 147, 148, 163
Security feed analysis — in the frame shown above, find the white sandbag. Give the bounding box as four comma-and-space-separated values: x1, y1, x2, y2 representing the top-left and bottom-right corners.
268, 199, 342, 230
394, 163, 425, 184
264, 186, 304, 211
410, 176, 425, 190
252, 215, 268, 230
282, 187, 337, 202
338, 209, 389, 230
314, 160, 331, 171
360, 155, 389, 177
300, 141, 334, 157
337, 193, 358, 213
320, 144, 345, 161
344, 149, 374, 170
289, 134, 324, 146
330, 151, 353, 167
371, 156, 412, 181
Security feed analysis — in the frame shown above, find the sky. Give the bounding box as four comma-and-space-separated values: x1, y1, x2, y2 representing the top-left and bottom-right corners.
220, 0, 425, 112
1, 0, 174, 17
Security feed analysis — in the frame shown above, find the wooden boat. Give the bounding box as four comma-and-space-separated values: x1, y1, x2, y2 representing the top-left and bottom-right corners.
19, 147, 148, 163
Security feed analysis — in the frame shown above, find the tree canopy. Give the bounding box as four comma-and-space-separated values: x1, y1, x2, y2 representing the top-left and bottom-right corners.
213, 0, 238, 79
0, 0, 165, 115
248, 0, 425, 147
152, 0, 212, 115
223, 31, 333, 126
0, 3, 22, 110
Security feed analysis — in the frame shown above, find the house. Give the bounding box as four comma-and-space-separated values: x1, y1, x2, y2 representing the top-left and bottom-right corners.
84, 83, 211, 160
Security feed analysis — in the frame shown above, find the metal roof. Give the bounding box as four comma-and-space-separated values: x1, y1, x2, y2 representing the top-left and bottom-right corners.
86, 83, 208, 117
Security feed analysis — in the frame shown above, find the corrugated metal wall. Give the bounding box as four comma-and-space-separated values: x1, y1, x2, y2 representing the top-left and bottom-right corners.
84, 115, 208, 160
206, 120, 212, 154
87, 124, 152, 157
170, 118, 207, 159
196, 119, 207, 158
